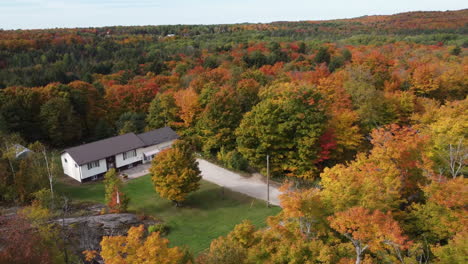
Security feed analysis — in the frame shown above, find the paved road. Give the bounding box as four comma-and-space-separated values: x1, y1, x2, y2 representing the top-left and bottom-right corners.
197, 158, 281, 206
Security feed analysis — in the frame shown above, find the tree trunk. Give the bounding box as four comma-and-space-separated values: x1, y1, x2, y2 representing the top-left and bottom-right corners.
355, 246, 362, 264
43, 149, 54, 199
4, 143, 16, 183
116, 190, 120, 205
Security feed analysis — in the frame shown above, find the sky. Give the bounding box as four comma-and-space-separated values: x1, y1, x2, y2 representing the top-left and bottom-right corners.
0, 0, 466, 30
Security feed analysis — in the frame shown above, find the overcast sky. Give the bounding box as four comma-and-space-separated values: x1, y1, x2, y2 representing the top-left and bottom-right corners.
1, 0, 466, 30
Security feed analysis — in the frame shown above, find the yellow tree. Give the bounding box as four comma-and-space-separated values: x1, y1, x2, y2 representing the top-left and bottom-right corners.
95, 225, 186, 264
150, 142, 201, 206
320, 154, 402, 213
197, 221, 255, 264
422, 98, 467, 178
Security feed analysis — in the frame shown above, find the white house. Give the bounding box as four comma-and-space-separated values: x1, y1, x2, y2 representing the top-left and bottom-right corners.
61, 127, 179, 182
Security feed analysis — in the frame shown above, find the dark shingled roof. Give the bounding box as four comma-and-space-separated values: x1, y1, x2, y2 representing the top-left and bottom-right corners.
65, 133, 145, 165
64, 127, 178, 166
137, 126, 179, 146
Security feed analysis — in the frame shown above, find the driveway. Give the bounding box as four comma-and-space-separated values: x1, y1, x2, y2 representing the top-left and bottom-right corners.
121, 163, 151, 179
120, 159, 282, 206
197, 159, 281, 206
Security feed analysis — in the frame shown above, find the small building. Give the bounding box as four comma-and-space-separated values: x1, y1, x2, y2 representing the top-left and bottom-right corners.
61, 127, 178, 182
13, 144, 33, 159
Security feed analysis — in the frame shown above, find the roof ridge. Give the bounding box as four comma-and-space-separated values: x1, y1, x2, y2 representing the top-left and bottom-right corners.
64, 132, 140, 152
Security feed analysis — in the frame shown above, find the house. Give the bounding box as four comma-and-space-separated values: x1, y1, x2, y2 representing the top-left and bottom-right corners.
13, 144, 33, 159
61, 127, 178, 182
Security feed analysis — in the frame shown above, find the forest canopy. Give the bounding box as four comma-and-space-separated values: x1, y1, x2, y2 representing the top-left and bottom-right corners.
0, 8, 467, 264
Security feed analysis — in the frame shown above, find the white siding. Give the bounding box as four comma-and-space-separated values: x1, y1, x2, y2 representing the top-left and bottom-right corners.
61, 140, 175, 182
61, 153, 82, 182
140, 140, 175, 163
115, 149, 142, 168
80, 159, 107, 180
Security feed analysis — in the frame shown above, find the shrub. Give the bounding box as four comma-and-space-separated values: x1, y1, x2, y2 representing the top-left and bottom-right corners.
217, 148, 248, 171
148, 223, 170, 236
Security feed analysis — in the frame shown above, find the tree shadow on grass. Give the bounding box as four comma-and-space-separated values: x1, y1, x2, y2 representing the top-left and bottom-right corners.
183, 186, 261, 210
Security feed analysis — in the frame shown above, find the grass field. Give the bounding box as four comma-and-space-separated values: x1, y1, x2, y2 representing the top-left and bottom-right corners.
56, 175, 281, 254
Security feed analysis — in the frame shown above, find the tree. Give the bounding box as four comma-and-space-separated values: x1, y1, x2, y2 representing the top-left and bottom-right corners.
314, 46, 331, 65
320, 154, 403, 213
344, 65, 396, 132
196, 87, 243, 155
173, 88, 201, 132
410, 63, 440, 96
368, 124, 432, 201
146, 92, 180, 130
116, 111, 146, 135
0, 214, 57, 264
243, 50, 268, 68
39, 97, 82, 146
0, 133, 24, 191
104, 168, 129, 213
236, 83, 327, 179
28, 141, 57, 200
407, 177, 467, 243
93, 118, 114, 140
419, 98, 468, 178
236, 78, 261, 112
432, 231, 467, 264
150, 142, 201, 206
198, 236, 247, 264
88, 225, 187, 264
279, 183, 327, 239
329, 207, 409, 264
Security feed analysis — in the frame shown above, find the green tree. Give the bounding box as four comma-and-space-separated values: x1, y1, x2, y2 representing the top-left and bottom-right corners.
150, 141, 201, 206
116, 112, 146, 134
146, 93, 180, 130
344, 66, 396, 132
432, 231, 467, 263
93, 119, 115, 140
236, 83, 327, 179
314, 46, 331, 65
103, 168, 129, 213
196, 87, 243, 156
39, 97, 82, 146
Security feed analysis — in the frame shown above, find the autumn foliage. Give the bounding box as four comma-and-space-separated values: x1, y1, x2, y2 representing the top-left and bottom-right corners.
87, 225, 188, 264
150, 141, 201, 206
0, 9, 466, 263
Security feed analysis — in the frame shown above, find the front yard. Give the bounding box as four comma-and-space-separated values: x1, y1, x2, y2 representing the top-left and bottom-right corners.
55, 174, 281, 254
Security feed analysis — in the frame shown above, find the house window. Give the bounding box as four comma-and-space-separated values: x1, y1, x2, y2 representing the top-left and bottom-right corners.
64, 158, 68, 163
75, 164, 78, 168
123, 150, 137, 160
87, 161, 100, 170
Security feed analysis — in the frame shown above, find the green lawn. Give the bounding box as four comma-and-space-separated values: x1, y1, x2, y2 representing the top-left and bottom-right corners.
56, 175, 281, 254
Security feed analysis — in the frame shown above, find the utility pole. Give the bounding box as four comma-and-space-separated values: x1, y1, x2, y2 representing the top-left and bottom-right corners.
266, 154, 270, 208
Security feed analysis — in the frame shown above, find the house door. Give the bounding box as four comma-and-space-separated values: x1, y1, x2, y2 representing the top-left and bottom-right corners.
106, 156, 116, 169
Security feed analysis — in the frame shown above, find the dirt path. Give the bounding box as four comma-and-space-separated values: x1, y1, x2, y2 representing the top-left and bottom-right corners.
197, 159, 281, 206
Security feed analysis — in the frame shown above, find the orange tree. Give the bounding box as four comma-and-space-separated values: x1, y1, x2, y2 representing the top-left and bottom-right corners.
329, 207, 409, 264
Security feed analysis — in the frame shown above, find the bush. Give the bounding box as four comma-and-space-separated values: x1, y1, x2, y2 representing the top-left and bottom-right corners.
217, 148, 248, 171
32, 189, 54, 209
148, 223, 170, 236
